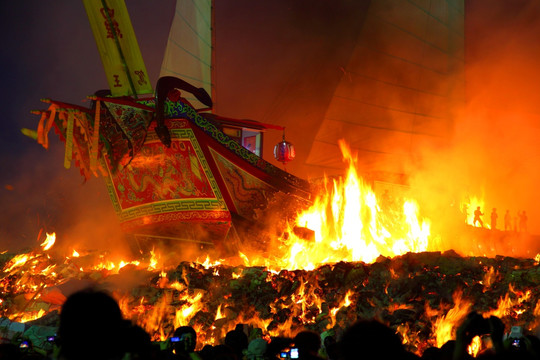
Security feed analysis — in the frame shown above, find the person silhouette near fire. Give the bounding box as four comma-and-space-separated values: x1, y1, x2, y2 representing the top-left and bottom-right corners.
490, 208, 498, 230
473, 206, 484, 227
504, 210, 512, 231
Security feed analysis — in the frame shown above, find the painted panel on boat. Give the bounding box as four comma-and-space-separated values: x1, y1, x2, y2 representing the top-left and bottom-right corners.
103, 120, 228, 225
209, 148, 276, 220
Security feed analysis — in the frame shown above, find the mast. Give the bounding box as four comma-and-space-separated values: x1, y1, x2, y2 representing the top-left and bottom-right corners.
303, 0, 465, 183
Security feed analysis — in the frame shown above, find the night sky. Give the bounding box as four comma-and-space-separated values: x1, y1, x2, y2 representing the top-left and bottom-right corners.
1, 1, 540, 252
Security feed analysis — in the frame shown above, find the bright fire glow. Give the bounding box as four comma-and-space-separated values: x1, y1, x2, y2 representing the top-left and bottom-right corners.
2, 142, 539, 355
431, 290, 472, 348
242, 141, 432, 270
40, 233, 56, 251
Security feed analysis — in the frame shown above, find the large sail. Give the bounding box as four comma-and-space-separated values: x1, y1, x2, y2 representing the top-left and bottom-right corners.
304, 0, 465, 183
160, 0, 213, 110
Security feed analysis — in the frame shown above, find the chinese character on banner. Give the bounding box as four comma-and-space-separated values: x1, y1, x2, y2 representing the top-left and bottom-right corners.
100, 6, 123, 39
84, 0, 153, 96
113, 75, 122, 87
134, 70, 147, 85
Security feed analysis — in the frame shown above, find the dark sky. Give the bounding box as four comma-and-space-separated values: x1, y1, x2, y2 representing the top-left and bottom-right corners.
1, 1, 540, 252
0, 1, 175, 251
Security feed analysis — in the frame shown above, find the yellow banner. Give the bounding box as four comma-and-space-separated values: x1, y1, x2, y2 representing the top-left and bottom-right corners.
83, 0, 153, 97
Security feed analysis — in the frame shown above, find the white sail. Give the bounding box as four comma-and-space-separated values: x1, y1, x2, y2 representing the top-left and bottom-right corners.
304, 0, 465, 182
160, 0, 212, 109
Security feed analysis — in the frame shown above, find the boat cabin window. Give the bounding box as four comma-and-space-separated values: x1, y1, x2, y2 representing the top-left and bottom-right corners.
222, 126, 263, 156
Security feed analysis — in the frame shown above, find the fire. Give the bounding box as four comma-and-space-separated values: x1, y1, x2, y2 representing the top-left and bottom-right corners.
3, 143, 540, 355
468, 336, 482, 357
40, 232, 56, 251
17, 308, 47, 323
3, 254, 32, 273
241, 141, 432, 270
480, 266, 497, 289
148, 248, 160, 271
486, 284, 531, 320
174, 291, 204, 328
2, 232, 540, 356
198, 256, 223, 271
461, 195, 491, 229
431, 290, 472, 347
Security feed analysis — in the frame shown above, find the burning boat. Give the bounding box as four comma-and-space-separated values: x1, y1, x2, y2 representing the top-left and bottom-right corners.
5, 1, 540, 355
31, 0, 311, 251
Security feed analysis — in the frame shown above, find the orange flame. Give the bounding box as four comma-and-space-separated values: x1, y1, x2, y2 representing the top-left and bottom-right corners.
431, 290, 472, 347
468, 335, 482, 357
486, 284, 531, 319
241, 141, 431, 270
40, 233, 56, 251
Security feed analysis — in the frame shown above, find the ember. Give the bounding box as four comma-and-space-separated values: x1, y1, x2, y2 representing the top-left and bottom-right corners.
1, 140, 539, 357
2, 234, 540, 357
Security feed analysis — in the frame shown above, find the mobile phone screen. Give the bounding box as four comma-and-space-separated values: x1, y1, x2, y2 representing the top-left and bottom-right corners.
290, 348, 299, 359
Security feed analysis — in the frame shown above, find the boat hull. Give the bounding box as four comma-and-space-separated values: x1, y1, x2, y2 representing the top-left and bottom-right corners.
102, 116, 311, 245
37, 95, 311, 247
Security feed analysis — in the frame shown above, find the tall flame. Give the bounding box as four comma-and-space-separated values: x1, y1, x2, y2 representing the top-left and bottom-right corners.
246, 141, 431, 270
40, 233, 56, 251
431, 290, 472, 347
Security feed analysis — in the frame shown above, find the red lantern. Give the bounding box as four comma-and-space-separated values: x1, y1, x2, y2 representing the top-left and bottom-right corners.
274, 134, 295, 165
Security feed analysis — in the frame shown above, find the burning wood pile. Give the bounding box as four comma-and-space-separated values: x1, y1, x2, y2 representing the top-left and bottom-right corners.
1, 233, 540, 356
2, 144, 539, 357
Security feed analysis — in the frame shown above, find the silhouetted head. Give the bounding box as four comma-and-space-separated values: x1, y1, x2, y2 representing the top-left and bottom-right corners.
339, 320, 405, 360
293, 330, 321, 358
225, 326, 248, 358
439, 340, 455, 360
123, 321, 153, 360
173, 326, 198, 354
58, 288, 124, 360
421, 346, 441, 360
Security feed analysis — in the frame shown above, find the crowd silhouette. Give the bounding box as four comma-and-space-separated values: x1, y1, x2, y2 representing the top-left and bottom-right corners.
463, 205, 529, 234
1, 289, 539, 359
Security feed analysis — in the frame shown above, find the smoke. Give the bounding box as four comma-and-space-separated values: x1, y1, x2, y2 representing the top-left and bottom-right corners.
0, 141, 129, 255
409, 0, 540, 250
